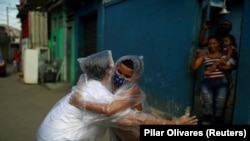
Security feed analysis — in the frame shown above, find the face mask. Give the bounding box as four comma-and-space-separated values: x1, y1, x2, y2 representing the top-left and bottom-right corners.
113, 72, 129, 87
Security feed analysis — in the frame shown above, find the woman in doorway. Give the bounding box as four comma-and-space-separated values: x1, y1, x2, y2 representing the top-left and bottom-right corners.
190, 35, 230, 125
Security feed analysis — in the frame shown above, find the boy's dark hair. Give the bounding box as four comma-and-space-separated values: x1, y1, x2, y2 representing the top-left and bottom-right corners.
121, 59, 134, 69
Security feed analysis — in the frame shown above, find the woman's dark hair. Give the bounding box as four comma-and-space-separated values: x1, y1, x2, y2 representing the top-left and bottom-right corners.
208, 34, 220, 42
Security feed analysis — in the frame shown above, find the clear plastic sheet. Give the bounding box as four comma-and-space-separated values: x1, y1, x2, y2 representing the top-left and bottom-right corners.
36, 50, 115, 141
70, 55, 197, 141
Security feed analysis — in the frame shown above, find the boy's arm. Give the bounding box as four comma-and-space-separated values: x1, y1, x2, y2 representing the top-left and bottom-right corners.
115, 112, 198, 127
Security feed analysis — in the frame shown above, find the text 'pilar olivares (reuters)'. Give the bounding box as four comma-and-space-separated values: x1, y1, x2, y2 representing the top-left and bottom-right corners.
140, 125, 249, 141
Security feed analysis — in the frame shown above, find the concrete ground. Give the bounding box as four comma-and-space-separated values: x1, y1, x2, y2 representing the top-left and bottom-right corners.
0, 64, 109, 141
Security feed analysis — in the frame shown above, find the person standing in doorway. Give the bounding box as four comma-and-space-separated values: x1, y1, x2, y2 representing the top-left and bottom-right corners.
199, 19, 233, 47
190, 35, 230, 125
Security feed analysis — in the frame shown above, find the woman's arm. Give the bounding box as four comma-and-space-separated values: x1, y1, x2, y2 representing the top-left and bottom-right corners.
70, 87, 198, 126
70, 85, 142, 116
190, 49, 205, 70
69, 88, 195, 126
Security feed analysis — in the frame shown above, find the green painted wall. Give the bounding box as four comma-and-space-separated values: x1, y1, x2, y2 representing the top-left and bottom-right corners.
49, 10, 66, 81
70, 24, 76, 85
48, 8, 77, 85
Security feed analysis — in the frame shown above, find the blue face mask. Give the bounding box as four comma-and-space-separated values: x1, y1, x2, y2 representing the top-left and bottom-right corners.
113, 72, 129, 87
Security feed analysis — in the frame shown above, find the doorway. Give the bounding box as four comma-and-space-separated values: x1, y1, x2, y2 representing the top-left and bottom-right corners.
82, 12, 97, 57
192, 0, 243, 124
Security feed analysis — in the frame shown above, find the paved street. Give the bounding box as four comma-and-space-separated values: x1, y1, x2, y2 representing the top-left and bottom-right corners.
0, 64, 109, 141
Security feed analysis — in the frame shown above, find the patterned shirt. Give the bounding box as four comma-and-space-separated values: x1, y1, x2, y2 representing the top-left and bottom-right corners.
223, 45, 238, 60
203, 56, 226, 79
